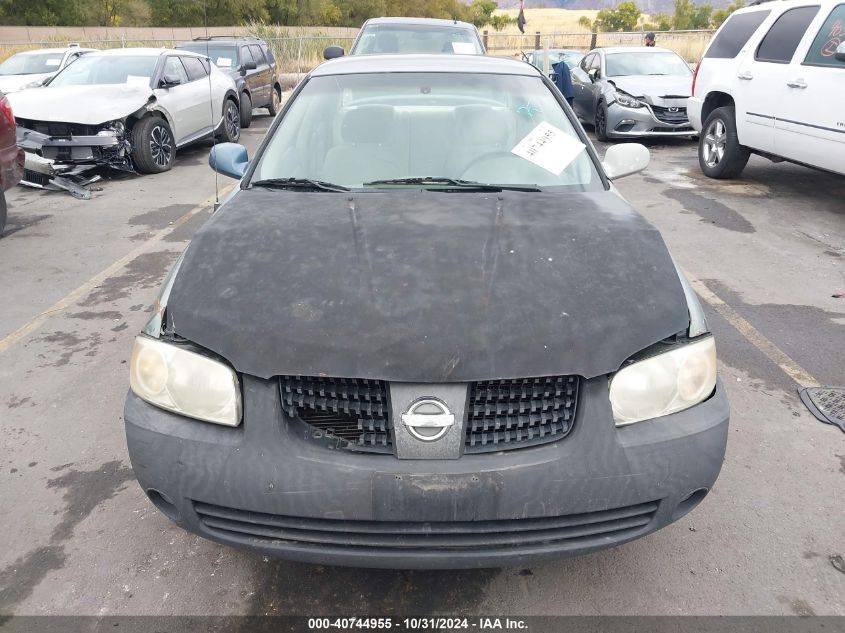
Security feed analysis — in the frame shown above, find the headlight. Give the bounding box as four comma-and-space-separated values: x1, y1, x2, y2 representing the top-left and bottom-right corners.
609, 336, 717, 426
129, 336, 242, 426
614, 90, 642, 108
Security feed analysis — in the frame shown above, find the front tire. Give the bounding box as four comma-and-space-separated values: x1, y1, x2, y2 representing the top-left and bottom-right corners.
131, 117, 175, 174
698, 106, 750, 179
220, 98, 241, 143
268, 85, 281, 116
239, 92, 252, 128
594, 101, 610, 142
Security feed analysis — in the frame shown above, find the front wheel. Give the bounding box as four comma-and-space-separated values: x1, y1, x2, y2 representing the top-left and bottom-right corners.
268, 85, 281, 116
131, 117, 175, 174
239, 92, 253, 128
594, 101, 610, 142
698, 106, 750, 179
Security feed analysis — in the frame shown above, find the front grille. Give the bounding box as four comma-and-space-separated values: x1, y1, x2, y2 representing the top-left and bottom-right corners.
280, 376, 391, 453
651, 105, 689, 124
17, 118, 100, 137
465, 376, 579, 453
22, 169, 50, 187
194, 499, 658, 552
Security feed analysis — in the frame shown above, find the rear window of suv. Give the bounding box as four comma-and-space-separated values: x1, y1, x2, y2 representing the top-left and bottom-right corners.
804, 3, 845, 66
705, 10, 771, 58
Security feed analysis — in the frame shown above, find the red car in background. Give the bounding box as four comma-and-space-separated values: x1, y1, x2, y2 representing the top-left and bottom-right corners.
0, 90, 24, 236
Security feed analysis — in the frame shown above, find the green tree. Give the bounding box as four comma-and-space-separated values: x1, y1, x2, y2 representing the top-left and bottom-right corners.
489, 14, 514, 31
593, 1, 641, 32
578, 15, 593, 31
643, 13, 672, 31
0, 0, 89, 25
467, 0, 496, 28
712, 0, 743, 27
672, 0, 713, 29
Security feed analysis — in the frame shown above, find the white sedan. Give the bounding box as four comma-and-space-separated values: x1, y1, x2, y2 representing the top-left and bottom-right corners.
0, 45, 98, 93
9, 48, 240, 177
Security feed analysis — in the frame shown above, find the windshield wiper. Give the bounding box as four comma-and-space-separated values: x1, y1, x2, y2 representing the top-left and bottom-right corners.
250, 178, 350, 192
364, 177, 542, 192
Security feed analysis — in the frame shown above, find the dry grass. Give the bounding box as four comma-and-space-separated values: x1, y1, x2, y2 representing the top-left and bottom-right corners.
493, 8, 602, 34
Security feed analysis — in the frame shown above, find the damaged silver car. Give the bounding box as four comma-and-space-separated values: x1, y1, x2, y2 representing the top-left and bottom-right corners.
8, 48, 240, 195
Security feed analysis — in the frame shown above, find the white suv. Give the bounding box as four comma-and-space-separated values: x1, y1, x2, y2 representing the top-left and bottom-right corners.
688, 0, 845, 178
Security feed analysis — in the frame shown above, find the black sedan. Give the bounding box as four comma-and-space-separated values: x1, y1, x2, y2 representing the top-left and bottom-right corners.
124, 54, 729, 569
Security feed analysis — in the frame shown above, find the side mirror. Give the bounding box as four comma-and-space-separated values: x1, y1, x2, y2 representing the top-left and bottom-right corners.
160, 73, 181, 88
836, 42, 845, 62
242, 59, 257, 71
323, 46, 345, 60
588, 68, 600, 81
209, 143, 249, 180
602, 143, 650, 180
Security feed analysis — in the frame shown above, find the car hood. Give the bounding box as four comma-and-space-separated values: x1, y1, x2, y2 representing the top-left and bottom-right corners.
609, 75, 691, 99
167, 190, 689, 382
0, 72, 52, 93
8, 84, 153, 125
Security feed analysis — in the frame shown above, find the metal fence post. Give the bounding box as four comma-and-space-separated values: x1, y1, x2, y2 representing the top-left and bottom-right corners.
590, 31, 597, 50
482, 29, 488, 50
534, 31, 541, 51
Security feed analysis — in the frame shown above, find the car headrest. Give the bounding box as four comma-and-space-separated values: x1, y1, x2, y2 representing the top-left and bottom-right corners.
454, 105, 511, 146
341, 105, 396, 144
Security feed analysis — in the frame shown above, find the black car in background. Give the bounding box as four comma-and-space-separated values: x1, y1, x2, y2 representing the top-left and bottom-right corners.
176, 36, 282, 128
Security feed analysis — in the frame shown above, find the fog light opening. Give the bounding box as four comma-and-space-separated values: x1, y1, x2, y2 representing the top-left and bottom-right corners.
147, 488, 180, 522
672, 487, 709, 521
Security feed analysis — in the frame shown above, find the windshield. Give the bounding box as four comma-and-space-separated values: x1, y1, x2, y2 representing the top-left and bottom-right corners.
605, 51, 692, 77
351, 25, 483, 55
538, 51, 583, 69
0, 52, 64, 76
252, 72, 601, 192
178, 44, 237, 69
47, 55, 158, 87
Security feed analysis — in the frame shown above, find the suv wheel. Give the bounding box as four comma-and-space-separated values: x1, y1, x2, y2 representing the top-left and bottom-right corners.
698, 106, 750, 179
594, 101, 609, 142
131, 117, 175, 174
268, 85, 281, 116
240, 92, 253, 128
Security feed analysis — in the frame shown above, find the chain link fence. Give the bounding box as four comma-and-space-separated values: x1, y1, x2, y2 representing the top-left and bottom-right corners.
483, 29, 715, 63
0, 28, 713, 85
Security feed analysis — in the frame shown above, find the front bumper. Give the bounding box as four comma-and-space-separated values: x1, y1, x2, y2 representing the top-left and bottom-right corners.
606, 101, 695, 138
124, 376, 730, 569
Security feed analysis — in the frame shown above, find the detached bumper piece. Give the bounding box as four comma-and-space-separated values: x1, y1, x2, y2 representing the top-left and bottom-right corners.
16, 119, 132, 198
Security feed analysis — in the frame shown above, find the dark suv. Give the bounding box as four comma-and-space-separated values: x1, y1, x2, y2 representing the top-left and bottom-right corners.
176, 37, 282, 128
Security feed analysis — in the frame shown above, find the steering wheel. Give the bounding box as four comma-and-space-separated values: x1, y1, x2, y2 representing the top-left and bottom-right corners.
459, 150, 550, 184
520, 51, 531, 63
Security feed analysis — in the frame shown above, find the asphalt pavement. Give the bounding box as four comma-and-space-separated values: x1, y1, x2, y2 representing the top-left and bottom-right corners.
1, 115, 843, 617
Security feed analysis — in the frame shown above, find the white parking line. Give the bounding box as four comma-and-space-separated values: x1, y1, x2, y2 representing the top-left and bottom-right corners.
0, 184, 235, 356
683, 269, 820, 388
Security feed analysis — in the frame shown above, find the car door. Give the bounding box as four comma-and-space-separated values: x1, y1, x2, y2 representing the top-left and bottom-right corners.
249, 44, 272, 107
732, 5, 820, 153
153, 56, 207, 144
240, 45, 261, 105
775, 2, 845, 173
572, 53, 597, 119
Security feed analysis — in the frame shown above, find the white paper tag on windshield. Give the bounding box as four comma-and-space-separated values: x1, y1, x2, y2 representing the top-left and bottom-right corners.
126, 75, 150, 86
451, 42, 476, 54
45, 58, 61, 67
511, 121, 585, 175
216, 57, 233, 67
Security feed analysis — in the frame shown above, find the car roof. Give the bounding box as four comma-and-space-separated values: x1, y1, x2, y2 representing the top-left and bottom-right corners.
16, 47, 97, 55
593, 46, 678, 54
88, 48, 205, 58
363, 16, 477, 29
736, 0, 838, 13
312, 54, 539, 77
178, 38, 263, 46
